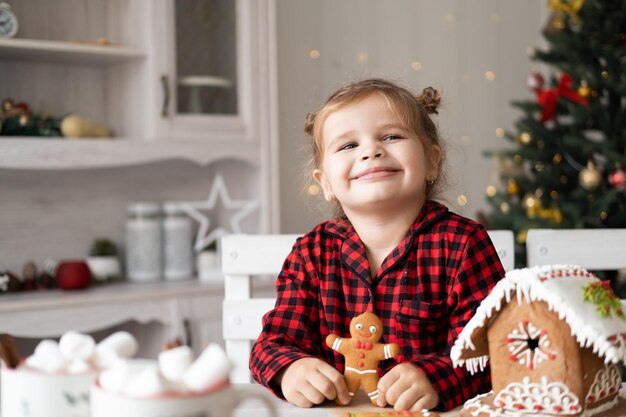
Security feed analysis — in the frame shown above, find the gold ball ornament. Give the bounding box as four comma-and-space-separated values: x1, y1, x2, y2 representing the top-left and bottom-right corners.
507, 179, 520, 195
577, 82, 592, 99
516, 228, 529, 245
579, 160, 602, 190
518, 132, 532, 146
522, 193, 540, 210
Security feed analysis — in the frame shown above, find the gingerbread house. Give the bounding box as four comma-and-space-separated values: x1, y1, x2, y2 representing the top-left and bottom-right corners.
450, 265, 626, 417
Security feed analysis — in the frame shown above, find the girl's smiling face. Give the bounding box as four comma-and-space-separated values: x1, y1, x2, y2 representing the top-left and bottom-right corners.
313, 93, 441, 217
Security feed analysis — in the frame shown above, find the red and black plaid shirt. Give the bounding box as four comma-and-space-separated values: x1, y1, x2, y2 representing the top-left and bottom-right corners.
250, 201, 504, 411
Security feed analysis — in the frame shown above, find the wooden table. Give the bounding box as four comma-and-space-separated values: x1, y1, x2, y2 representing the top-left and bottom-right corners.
232, 384, 461, 417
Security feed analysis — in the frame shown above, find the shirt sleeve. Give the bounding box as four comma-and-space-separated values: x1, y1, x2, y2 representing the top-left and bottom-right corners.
406, 224, 505, 411
249, 242, 322, 396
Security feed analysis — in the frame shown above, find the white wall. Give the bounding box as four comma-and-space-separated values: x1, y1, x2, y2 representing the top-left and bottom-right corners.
276, 0, 547, 233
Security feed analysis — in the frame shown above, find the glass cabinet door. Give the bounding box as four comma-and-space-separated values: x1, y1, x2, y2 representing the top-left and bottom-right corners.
153, 0, 262, 141
174, 0, 237, 116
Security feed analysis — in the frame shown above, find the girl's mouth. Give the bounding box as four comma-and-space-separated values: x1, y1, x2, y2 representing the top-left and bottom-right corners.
352, 167, 399, 180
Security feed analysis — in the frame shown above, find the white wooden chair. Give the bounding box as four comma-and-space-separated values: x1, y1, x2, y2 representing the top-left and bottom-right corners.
526, 228, 626, 269
222, 230, 514, 383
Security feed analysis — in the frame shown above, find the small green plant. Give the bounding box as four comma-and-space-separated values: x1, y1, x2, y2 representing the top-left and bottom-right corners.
89, 238, 118, 257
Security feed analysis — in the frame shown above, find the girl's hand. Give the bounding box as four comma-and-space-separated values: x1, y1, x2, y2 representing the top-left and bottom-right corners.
277, 357, 350, 408
376, 363, 439, 411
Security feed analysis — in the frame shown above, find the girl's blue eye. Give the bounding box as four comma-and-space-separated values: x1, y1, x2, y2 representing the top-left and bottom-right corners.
339, 143, 357, 151
383, 134, 403, 141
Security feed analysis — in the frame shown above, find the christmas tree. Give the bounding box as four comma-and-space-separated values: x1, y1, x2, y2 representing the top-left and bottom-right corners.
483, 0, 626, 267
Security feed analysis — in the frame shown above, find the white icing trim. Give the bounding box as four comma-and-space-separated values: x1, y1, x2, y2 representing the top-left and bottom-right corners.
494, 376, 579, 414
586, 364, 621, 403
463, 390, 620, 417
384, 344, 392, 359
332, 338, 342, 351
451, 265, 626, 373
345, 367, 377, 375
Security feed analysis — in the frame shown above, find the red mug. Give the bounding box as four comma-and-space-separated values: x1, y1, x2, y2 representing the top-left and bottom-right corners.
56, 260, 92, 290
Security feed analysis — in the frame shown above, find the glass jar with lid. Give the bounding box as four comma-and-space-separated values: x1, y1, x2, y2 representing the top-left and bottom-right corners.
125, 202, 162, 282
162, 202, 193, 280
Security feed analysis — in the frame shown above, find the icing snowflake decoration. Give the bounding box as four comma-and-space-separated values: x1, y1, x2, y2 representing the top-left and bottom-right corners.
451, 265, 626, 373
507, 320, 556, 369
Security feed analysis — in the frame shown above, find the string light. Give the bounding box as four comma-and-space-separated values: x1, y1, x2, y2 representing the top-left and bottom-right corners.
461, 135, 471, 145
307, 184, 320, 195
457, 195, 468, 206
411, 62, 422, 71
309, 49, 320, 59
486, 185, 497, 197
495, 128, 505, 138
485, 71, 496, 81
357, 52, 369, 64
527, 47, 535, 56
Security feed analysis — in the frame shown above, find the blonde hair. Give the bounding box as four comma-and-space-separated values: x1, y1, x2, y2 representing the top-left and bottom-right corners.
304, 78, 445, 211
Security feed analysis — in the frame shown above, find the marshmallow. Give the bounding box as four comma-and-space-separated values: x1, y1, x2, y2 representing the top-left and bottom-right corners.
183, 344, 232, 392
25, 340, 67, 374
122, 363, 171, 398
59, 331, 95, 361
158, 345, 193, 382
99, 359, 148, 394
67, 359, 92, 374
93, 331, 138, 368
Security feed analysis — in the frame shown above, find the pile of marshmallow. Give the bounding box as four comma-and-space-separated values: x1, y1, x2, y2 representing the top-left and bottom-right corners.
24, 331, 137, 374
98, 343, 232, 399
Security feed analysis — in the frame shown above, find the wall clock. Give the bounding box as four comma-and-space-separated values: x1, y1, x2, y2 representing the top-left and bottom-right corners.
0, 3, 18, 38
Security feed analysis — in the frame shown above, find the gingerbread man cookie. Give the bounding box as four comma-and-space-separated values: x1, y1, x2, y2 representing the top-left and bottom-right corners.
326, 312, 400, 405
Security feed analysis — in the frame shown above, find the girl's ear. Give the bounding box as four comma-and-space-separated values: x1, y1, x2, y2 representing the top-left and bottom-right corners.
313, 169, 336, 202
427, 145, 442, 180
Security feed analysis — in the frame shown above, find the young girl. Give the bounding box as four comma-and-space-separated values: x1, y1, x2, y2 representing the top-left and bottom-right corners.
250, 79, 504, 412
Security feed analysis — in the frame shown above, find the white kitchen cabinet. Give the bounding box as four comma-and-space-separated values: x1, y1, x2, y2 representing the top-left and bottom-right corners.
0, 0, 279, 191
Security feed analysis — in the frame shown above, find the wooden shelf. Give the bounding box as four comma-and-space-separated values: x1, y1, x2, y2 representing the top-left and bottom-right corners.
0, 138, 260, 169
0, 38, 146, 65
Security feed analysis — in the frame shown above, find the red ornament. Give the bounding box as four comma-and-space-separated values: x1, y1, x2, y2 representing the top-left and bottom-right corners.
526, 72, 545, 92
56, 260, 92, 290
536, 73, 589, 122
609, 168, 626, 190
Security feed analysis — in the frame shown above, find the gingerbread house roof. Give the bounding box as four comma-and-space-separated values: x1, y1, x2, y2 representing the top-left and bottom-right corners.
451, 265, 626, 374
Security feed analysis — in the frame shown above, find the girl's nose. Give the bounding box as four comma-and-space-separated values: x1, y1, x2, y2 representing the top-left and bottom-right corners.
361, 152, 382, 161
361, 142, 383, 160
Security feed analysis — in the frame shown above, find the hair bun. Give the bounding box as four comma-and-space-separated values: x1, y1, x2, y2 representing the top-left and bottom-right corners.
304, 111, 316, 135
416, 87, 442, 115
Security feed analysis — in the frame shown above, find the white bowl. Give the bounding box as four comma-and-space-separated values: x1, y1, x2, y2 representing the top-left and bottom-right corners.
1, 366, 98, 417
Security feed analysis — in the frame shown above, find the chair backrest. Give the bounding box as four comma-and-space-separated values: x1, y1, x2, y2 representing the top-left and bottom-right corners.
222, 234, 301, 383
222, 230, 514, 383
526, 228, 626, 269
487, 230, 514, 272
